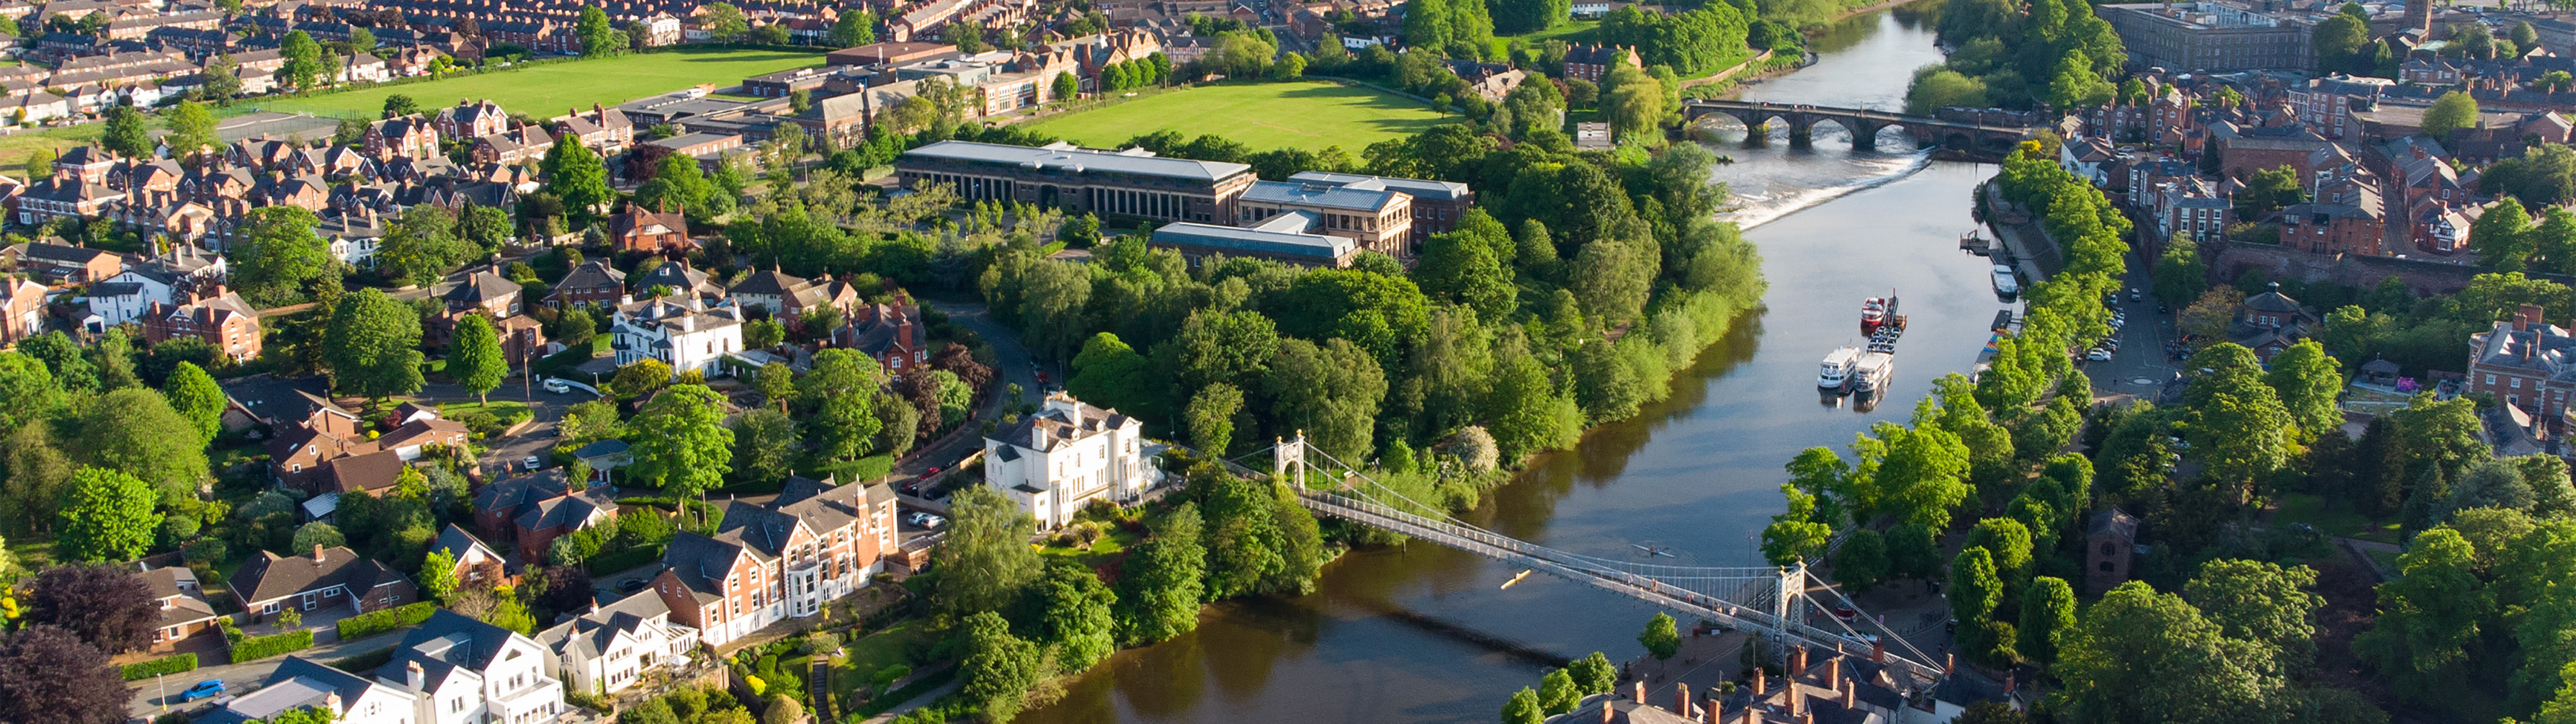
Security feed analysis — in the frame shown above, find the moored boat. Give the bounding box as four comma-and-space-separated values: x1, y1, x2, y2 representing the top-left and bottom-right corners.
1819, 346, 1861, 390
1851, 352, 1895, 393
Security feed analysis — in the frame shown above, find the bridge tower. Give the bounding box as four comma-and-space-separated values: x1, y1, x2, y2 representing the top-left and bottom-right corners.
1771, 562, 1803, 666
1276, 431, 1308, 490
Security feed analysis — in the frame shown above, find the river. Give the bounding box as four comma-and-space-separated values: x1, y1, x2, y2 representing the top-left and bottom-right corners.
1017, 9, 1998, 723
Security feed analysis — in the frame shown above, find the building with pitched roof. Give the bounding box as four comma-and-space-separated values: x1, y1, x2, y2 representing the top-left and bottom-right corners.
1235, 179, 1415, 258
228, 544, 418, 623
430, 523, 509, 589
607, 296, 743, 379
832, 292, 926, 376
535, 588, 699, 694
544, 259, 627, 309
981, 392, 1147, 529
140, 563, 223, 651
1284, 171, 1475, 241
2227, 282, 2319, 361
607, 205, 692, 254
142, 284, 261, 361
729, 267, 859, 321
2468, 304, 2576, 426
470, 468, 621, 562
647, 475, 897, 646
200, 656, 418, 724
370, 610, 565, 724
0, 276, 45, 344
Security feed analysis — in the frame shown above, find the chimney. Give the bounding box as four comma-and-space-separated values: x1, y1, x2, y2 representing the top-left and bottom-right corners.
2523, 304, 2546, 329
1790, 645, 1807, 676
1826, 658, 1841, 692
1752, 667, 1766, 696
1944, 653, 1956, 676
1633, 681, 1646, 705
406, 660, 424, 689
1789, 683, 1803, 718
1675, 684, 1691, 718
1871, 638, 1885, 663
323, 692, 341, 712
1704, 695, 1720, 724
1842, 677, 1856, 709
1601, 695, 1615, 724
313, 544, 326, 562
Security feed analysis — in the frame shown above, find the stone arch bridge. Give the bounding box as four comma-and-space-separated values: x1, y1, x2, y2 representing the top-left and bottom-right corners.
1683, 100, 2037, 153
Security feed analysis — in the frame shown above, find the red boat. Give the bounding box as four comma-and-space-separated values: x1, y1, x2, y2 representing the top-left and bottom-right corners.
1860, 293, 1900, 336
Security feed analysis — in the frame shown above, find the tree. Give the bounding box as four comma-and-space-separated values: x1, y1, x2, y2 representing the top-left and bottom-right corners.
1034, 563, 1117, 672
756, 362, 795, 412
232, 206, 332, 308
1186, 383, 1243, 456
2424, 91, 2480, 139
1052, 70, 1078, 102
829, 10, 875, 46
1068, 333, 1151, 415
2265, 340, 2343, 441
2155, 235, 2208, 310
280, 30, 326, 89
419, 548, 457, 603
383, 94, 421, 117
1119, 503, 1205, 644
2237, 166, 2308, 222
2475, 196, 2539, 272
291, 522, 344, 551
1637, 612, 1680, 660
576, 6, 619, 57
1601, 64, 1667, 142
55, 468, 160, 562
2185, 559, 2324, 671
940, 20, 986, 52
2356, 528, 2491, 701
957, 612, 1042, 723
627, 385, 733, 501
69, 388, 206, 504
2048, 50, 2116, 110
1965, 517, 2034, 579
1537, 669, 1580, 715
759, 697, 800, 724
0, 626, 128, 724
540, 139, 612, 225
1949, 547, 2005, 654
609, 359, 673, 401
932, 486, 1042, 615
1502, 687, 1544, 724
164, 100, 216, 159
2018, 576, 2077, 668
22, 565, 156, 653
324, 289, 425, 400
449, 313, 507, 403
1264, 337, 1387, 461
2056, 581, 2286, 724
1830, 527, 1889, 591
800, 350, 884, 461
375, 205, 471, 287
99, 107, 148, 158
161, 361, 224, 444
2312, 13, 2369, 73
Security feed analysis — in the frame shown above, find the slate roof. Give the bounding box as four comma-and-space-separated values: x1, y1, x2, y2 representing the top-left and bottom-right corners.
900, 140, 1251, 182
431, 522, 497, 563
471, 468, 572, 516
535, 583, 672, 662
211, 656, 380, 724
443, 269, 521, 305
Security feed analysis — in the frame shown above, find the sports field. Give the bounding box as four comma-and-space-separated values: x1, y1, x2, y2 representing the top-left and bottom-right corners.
246, 48, 826, 119
1027, 81, 1455, 152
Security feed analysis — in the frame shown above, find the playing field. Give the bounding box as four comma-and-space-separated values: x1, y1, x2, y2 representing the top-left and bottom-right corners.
1027, 81, 1456, 153
245, 48, 827, 120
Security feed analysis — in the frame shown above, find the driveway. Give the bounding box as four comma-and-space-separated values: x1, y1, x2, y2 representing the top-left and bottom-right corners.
406, 377, 599, 479
125, 630, 411, 718
889, 301, 1039, 492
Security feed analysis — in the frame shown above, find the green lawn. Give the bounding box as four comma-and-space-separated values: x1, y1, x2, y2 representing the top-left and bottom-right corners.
2272, 493, 2400, 544
1509, 19, 1601, 44
0, 125, 102, 178
245, 48, 826, 120
1028, 81, 1456, 153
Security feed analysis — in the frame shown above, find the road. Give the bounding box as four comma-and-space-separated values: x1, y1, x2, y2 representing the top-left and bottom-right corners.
125, 630, 410, 718
2078, 249, 2183, 398
887, 300, 1040, 492
408, 377, 599, 481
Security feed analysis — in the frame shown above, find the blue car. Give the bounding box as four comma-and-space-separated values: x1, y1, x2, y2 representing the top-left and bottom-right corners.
179, 679, 225, 702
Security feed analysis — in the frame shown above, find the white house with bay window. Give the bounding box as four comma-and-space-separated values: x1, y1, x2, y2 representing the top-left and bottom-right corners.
607, 297, 744, 378
981, 392, 1147, 529
205, 612, 562, 724
536, 588, 699, 694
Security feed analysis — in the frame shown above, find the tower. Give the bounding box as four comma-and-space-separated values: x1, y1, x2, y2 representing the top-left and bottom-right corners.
2405, 0, 2431, 35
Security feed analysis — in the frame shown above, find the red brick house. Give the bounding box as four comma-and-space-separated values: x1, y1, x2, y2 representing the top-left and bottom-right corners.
648, 475, 897, 646
142, 285, 261, 362
1, 276, 45, 345
471, 469, 620, 563
227, 545, 418, 624
608, 207, 691, 255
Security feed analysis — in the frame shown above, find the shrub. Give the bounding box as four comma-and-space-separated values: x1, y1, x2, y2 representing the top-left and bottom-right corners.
230, 629, 316, 663
565, 689, 614, 712
337, 602, 438, 639
120, 653, 199, 681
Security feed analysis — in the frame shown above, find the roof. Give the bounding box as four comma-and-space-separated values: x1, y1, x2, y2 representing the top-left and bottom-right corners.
442, 269, 521, 305
227, 545, 408, 606
1241, 179, 1403, 212
1150, 221, 1354, 261
472, 468, 573, 515
325, 450, 408, 493
536, 583, 673, 662
2088, 508, 2139, 539
900, 140, 1252, 182
218, 656, 379, 723
377, 609, 525, 692
431, 522, 497, 563
985, 395, 1135, 455
220, 374, 337, 424
1285, 171, 1470, 200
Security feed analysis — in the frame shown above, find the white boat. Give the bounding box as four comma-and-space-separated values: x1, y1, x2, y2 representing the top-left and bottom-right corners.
1818, 346, 1861, 390
1851, 352, 1895, 393
1992, 264, 2020, 301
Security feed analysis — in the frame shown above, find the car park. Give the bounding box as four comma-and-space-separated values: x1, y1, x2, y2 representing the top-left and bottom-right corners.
179, 680, 226, 702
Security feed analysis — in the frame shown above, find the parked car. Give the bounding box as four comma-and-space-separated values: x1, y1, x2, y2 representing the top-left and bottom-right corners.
2086, 348, 2114, 362
542, 379, 571, 394
522, 455, 542, 471
618, 578, 649, 594
922, 466, 942, 478
906, 512, 947, 529
179, 680, 225, 702
2129, 288, 2142, 302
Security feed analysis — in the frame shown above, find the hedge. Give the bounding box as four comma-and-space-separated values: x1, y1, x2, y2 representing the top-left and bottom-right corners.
121, 653, 200, 681
586, 543, 664, 576
337, 602, 437, 639
230, 630, 316, 663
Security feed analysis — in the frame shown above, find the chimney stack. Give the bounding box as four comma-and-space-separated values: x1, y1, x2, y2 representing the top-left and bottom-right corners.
1842, 678, 1856, 709
1944, 653, 1956, 676
1676, 684, 1691, 718
1871, 638, 1885, 663
1790, 645, 1807, 676
1753, 667, 1766, 696
406, 661, 424, 689
1826, 658, 1841, 692
1633, 681, 1646, 705
313, 544, 326, 562
1601, 694, 1615, 724
1704, 695, 1721, 724
323, 692, 341, 712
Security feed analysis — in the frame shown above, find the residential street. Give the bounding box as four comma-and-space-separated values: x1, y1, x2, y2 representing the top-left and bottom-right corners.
889, 300, 1041, 491
406, 377, 598, 480
2080, 249, 2184, 401
123, 630, 411, 719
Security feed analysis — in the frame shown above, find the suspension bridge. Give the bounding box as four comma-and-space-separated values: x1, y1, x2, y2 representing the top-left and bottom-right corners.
1224, 434, 1952, 692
